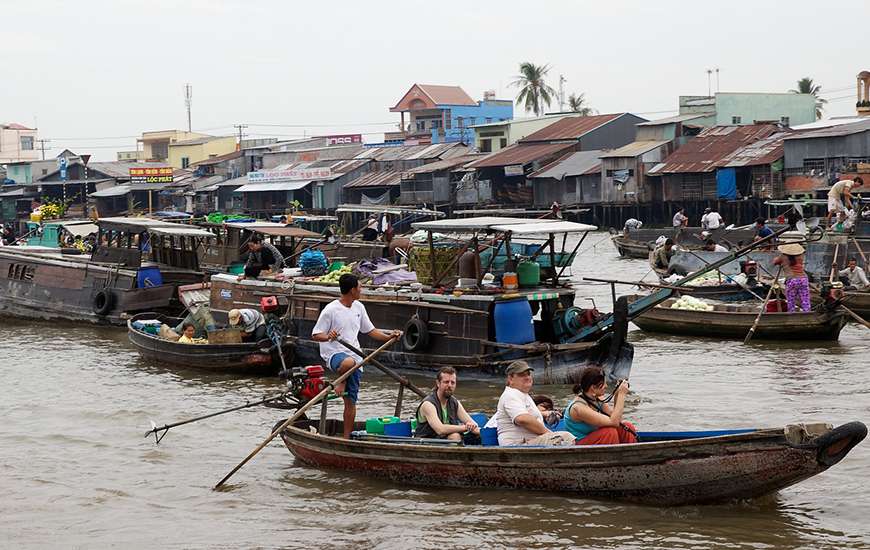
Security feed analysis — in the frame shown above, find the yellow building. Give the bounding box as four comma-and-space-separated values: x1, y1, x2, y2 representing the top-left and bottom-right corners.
167, 136, 237, 169
138, 129, 211, 163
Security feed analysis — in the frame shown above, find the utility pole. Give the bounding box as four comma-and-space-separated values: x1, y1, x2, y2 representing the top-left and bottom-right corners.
706, 69, 713, 97
36, 139, 51, 160
184, 84, 193, 132
715, 68, 720, 93
558, 75, 566, 112
233, 124, 248, 151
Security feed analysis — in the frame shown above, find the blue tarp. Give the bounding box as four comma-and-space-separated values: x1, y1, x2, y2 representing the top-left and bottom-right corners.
717, 168, 737, 199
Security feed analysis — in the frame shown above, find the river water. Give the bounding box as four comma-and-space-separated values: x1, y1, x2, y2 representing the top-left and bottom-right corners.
1, 232, 868, 549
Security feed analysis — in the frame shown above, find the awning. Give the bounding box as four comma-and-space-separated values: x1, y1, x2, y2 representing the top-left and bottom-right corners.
234, 181, 311, 193
90, 185, 131, 198
491, 221, 598, 234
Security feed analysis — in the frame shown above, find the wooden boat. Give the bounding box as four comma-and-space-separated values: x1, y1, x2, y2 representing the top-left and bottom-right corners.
207, 217, 635, 384
0, 217, 211, 325
627, 295, 848, 340
279, 417, 866, 506
611, 234, 652, 259
611, 226, 759, 259
127, 312, 291, 373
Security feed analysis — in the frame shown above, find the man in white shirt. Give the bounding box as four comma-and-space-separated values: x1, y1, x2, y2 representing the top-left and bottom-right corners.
703, 239, 728, 253
828, 177, 864, 223
312, 274, 402, 438
493, 361, 575, 446
672, 208, 688, 228
622, 218, 643, 237
838, 258, 870, 290
700, 208, 724, 230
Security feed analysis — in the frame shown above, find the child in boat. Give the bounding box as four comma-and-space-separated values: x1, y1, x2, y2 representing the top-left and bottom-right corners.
564, 367, 637, 445
177, 323, 207, 344
532, 395, 563, 429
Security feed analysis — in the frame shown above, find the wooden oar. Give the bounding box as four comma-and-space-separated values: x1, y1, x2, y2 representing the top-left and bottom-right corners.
840, 304, 870, 330
744, 266, 783, 345
851, 238, 868, 264
829, 243, 840, 283
214, 336, 397, 489
336, 338, 426, 398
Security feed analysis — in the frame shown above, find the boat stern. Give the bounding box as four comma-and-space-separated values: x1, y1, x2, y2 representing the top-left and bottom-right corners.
786, 421, 867, 468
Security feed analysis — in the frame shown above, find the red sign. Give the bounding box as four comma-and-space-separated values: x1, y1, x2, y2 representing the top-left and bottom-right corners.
325, 134, 362, 146
130, 166, 174, 184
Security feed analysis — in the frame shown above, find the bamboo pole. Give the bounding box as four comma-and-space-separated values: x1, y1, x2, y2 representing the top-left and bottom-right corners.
851, 238, 867, 264
214, 337, 397, 489
744, 266, 783, 344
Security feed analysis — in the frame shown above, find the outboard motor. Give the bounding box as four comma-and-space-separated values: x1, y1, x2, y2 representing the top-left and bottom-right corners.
285, 365, 329, 403
553, 306, 602, 343
820, 281, 845, 305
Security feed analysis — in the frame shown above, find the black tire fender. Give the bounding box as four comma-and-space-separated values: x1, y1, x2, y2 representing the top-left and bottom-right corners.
92, 289, 115, 316
402, 316, 430, 352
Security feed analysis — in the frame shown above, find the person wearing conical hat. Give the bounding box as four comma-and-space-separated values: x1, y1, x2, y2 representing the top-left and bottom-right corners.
773, 243, 810, 312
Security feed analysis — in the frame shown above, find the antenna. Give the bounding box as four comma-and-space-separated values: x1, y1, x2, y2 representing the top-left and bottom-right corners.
706, 69, 713, 97
559, 75, 566, 112
184, 84, 193, 132
715, 68, 720, 92
234, 124, 248, 151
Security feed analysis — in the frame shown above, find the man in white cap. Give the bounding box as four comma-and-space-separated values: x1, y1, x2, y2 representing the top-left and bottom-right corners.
492, 360, 575, 446
228, 308, 266, 341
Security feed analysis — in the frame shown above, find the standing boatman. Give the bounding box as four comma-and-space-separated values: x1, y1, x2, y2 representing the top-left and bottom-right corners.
311, 274, 402, 438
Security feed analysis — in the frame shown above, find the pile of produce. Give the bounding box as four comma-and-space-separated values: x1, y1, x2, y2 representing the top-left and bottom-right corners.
314, 264, 353, 283
669, 295, 715, 311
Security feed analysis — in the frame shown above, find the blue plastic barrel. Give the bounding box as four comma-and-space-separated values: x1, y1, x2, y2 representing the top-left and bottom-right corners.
469, 412, 488, 427
383, 421, 412, 437
137, 267, 163, 288
493, 297, 535, 344
481, 427, 499, 446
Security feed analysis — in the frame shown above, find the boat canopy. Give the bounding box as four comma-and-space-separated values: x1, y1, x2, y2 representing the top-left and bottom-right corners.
335, 204, 446, 217
97, 217, 185, 232
149, 226, 215, 238
491, 220, 598, 234
412, 217, 596, 233
56, 220, 98, 237
223, 221, 320, 238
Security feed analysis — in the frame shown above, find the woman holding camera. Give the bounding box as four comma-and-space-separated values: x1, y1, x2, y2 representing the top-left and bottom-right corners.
564, 366, 637, 445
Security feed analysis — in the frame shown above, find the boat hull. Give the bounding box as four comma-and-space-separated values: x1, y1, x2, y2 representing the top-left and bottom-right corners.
279, 420, 866, 506
611, 236, 651, 259
628, 296, 848, 340
127, 313, 290, 374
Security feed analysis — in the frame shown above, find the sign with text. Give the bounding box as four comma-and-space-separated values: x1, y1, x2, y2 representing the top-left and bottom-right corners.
247, 167, 332, 183
504, 164, 525, 177
130, 167, 174, 184
324, 134, 362, 146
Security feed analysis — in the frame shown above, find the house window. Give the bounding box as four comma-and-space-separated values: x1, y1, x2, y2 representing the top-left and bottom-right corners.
457, 116, 464, 129
444, 110, 451, 129
780, 116, 790, 126
485, 117, 493, 124
480, 139, 492, 153
469, 117, 476, 126
431, 119, 442, 129
500, 138, 507, 149
20, 136, 34, 150
416, 121, 426, 132
42, 169, 47, 175
181, 157, 190, 169
731, 116, 742, 124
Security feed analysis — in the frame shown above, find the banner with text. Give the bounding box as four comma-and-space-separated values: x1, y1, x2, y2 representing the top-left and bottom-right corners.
247, 167, 332, 183
130, 167, 174, 184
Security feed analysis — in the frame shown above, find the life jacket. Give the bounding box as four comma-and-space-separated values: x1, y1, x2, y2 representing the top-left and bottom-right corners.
414, 391, 461, 438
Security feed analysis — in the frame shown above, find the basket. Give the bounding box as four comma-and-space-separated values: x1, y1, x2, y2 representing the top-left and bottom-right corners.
408, 244, 462, 284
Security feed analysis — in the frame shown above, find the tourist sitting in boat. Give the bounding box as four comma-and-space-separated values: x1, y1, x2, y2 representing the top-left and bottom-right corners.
532, 395, 563, 429
838, 258, 869, 291
564, 367, 637, 445
228, 308, 267, 341
773, 243, 810, 312
492, 361, 575, 446
312, 273, 402, 439
703, 239, 728, 253
622, 218, 642, 237
177, 323, 207, 344
653, 239, 676, 273
414, 367, 480, 442
240, 235, 284, 280
361, 215, 379, 241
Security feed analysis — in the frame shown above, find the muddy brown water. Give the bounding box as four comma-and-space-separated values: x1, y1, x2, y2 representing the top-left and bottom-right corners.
1, 232, 868, 549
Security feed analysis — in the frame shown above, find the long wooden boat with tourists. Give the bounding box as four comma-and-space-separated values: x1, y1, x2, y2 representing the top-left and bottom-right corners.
127, 311, 291, 374
207, 217, 635, 384
626, 295, 848, 340
0, 217, 212, 324
611, 226, 759, 259
278, 417, 866, 506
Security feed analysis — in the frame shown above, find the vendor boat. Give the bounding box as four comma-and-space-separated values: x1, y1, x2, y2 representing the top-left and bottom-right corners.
278, 417, 866, 506
626, 295, 848, 340
0, 217, 211, 324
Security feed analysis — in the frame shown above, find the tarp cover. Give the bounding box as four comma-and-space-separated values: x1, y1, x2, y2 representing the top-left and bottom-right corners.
717, 168, 737, 199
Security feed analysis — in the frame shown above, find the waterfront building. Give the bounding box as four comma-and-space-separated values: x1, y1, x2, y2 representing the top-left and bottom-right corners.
528, 150, 603, 206
679, 92, 816, 127
470, 114, 576, 153
137, 129, 211, 162
387, 84, 513, 145
167, 135, 237, 169
0, 122, 38, 164
783, 118, 870, 195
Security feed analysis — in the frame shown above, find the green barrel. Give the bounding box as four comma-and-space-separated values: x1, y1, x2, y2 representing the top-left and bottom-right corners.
517, 260, 541, 287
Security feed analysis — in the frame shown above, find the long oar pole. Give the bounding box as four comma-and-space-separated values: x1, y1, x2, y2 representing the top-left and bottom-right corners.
144, 393, 292, 444
851, 238, 867, 264
840, 304, 870, 330
336, 338, 426, 398
214, 337, 397, 489
744, 266, 783, 344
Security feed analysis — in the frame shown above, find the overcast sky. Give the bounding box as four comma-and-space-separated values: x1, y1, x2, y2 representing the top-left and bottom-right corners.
3, 0, 869, 161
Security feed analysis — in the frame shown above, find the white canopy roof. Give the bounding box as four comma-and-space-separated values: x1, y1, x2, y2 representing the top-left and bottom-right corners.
491, 220, 598, 234
411, 216, 539, 231
234, 181, 311, 193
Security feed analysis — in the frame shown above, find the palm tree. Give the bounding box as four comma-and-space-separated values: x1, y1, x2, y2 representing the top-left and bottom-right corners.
511, 62, 557, 116
567, 93, 595, 116
789, 77, 827, 120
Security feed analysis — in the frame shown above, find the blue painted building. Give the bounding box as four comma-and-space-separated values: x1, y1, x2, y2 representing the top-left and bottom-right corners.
388, 84, 513, 145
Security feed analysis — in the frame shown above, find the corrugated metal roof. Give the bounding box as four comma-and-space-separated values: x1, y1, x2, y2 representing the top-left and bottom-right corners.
343, 170, 403, 188
170, 135, 231, 147
636, 113, 713, 126
528, 150, 603, 179
353, 142, 467, 161
519, 113, 622, 143
468, 142, 576, 169
783, 118, 870, 140
87, 161, 172, 179
718, 132, 789, 168
90, 185, 131, 197
405, 154, 484, 175
647, 124, 779, 174
790, 117, 867, 131
599, 140, 670, 158
190, 150, 242, 166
